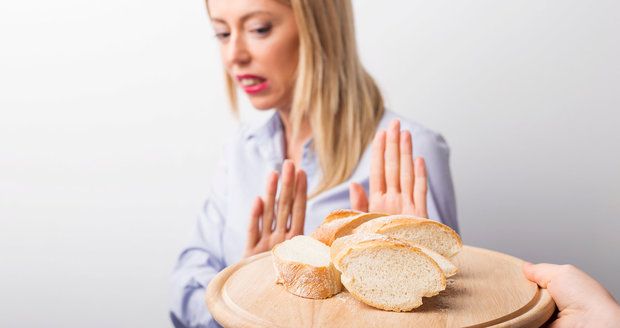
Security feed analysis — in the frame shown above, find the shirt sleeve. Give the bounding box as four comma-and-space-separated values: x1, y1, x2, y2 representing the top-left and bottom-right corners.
170, 159, 228, 328
413, 129, 459, 233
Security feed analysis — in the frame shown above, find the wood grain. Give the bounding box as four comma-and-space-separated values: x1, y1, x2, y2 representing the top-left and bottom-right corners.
206, 246, 555, 327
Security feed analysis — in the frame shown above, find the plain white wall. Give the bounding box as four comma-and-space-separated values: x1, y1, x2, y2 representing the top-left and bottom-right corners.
0, 0, 618, 327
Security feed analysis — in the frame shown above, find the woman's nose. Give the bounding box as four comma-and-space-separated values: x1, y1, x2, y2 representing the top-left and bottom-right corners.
225, 33, 251, 67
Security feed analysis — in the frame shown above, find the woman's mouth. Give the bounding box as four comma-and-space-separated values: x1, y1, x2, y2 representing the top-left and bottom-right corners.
237, 75, 269, 94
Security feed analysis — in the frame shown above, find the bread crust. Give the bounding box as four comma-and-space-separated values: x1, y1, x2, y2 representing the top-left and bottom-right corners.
330, 233, 392, 264
272, 243, 342, 299
322, 209, 362, 224
311, 212, 386, 246
333, 239, 446, 311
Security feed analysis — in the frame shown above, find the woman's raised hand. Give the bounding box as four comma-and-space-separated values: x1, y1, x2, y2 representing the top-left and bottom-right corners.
244, 160, 308, 258
349, 119, 429, 218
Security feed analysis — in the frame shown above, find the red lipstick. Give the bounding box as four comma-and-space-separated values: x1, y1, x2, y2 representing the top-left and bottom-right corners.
236, 74, 269, 94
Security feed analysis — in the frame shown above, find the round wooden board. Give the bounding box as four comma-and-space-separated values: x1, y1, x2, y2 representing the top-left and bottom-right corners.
206, 246, 555, 328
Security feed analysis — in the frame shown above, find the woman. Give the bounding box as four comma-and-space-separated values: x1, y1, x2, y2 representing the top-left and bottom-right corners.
171, 0, 458, 327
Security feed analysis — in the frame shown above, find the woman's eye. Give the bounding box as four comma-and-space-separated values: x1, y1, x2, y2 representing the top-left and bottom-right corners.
253, 25, 272, 35
215, 32, 230, 40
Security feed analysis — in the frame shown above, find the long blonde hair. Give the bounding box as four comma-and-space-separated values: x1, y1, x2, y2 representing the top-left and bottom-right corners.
223, 0, 385, 196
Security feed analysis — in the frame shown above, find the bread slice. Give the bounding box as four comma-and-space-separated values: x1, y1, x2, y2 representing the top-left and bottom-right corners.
311, 211, 386, 246
354, 215, 462, 258
332, 236, 447, 312
272, 235, 342, 299
330, 233, 394, 263
415, 245, 458, 278
331, 233, 457, 278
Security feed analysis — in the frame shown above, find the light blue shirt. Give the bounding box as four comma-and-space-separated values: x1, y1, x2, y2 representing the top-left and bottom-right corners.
170, 111, 458, 328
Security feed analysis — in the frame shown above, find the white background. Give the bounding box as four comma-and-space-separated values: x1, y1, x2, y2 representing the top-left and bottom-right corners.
1, 0, 618, 327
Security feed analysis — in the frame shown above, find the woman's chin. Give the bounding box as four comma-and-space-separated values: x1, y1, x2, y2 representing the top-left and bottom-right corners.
248, 99, 276, 111
246, 92, 291, 112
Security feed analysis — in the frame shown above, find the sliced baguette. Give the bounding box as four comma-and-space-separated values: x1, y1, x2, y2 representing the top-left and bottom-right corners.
332, 233, 457, 278
311, 212, 386, 246
354, 215, 462, 258
272, 235, 342, 299
332, 237, 446, 312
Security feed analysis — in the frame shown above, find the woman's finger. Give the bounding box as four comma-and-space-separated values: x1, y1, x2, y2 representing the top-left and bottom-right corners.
246, 197, 263, 253
289, 169, 307, 236
349, 182, 369, 212
413, 157, 428, 217
400, 131, 415, 203
370, 130, 387, 195
262, 171, 278, 237
385, 119, 401, 193
276, 160, 295, 233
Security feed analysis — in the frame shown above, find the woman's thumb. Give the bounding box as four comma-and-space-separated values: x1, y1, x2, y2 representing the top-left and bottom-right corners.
349, 182, 369, 212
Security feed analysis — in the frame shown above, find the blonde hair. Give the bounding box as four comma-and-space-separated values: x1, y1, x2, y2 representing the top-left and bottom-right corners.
223, 0, 384, 196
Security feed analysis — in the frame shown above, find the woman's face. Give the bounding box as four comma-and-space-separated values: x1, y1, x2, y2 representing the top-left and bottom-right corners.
208, 0, 299, 111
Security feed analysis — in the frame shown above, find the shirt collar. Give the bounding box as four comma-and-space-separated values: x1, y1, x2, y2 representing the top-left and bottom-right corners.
245, 111, 316, 167
244, 111, 281, 142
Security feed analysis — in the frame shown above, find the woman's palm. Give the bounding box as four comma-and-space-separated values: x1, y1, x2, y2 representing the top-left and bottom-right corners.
350, 119, 428, 218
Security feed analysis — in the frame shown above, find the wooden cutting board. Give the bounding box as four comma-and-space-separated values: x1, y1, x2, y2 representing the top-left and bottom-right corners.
206, 246, 555, 327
